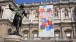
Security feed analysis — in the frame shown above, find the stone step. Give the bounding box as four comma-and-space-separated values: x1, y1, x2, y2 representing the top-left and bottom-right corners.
4, 35, 21, 42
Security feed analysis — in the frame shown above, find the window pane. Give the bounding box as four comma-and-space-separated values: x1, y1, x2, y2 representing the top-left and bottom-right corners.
24, 38, 28, 40
24, 34, 28, 37
66, 33, 71, 37
62, 8, 69, 18
54, 8, 58, 17
54, 32, 60, 38
34, 34, 37, 37
55, 34, 59, 37
24, 34, 28, 40
66, 33, 72, 39
55, 33, 59, 37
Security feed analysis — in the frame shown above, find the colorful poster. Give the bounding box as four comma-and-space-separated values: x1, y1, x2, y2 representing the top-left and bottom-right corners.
39, 5, 54, 37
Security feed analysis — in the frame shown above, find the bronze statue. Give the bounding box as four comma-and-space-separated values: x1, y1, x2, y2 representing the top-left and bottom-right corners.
9, 4, 27, 37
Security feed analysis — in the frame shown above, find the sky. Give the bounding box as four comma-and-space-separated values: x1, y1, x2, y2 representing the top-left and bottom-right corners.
15, 0, 60, 4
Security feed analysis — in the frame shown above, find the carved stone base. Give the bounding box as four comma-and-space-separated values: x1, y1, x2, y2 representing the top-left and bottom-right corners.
4, 35, 21, 42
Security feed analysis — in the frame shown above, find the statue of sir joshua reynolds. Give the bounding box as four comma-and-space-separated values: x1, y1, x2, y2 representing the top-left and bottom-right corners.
9, 4, 27, 37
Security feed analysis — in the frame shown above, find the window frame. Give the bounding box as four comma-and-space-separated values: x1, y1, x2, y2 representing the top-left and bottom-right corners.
54, 8, 59, 18
62, 8, 71, 19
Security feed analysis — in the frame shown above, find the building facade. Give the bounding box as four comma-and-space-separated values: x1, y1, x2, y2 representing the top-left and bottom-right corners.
21, 2, 76, 40
0, 0, 76, 42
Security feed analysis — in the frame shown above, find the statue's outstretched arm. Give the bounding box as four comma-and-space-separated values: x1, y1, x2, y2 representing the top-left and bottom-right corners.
9, 5, 14, 11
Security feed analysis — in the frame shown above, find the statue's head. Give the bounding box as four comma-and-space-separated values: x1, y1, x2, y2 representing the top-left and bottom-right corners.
19, 4, 24, 9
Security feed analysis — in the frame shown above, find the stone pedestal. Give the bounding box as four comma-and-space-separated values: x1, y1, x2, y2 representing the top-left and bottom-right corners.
0, 19, 11, 38
4, 35, 21, 42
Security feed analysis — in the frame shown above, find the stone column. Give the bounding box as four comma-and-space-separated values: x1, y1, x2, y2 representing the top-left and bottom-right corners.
62, 27, 65, 38
29, 28, 32, 40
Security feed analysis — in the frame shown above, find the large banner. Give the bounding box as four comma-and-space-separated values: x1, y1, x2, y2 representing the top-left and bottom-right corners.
39, 5, 54, 37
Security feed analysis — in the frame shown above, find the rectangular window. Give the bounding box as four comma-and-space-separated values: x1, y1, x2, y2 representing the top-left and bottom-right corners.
65, 8, 69, 18
55, 11, 58, 17
62, 8, 71, 19
54, 8, 59, 17
66, 8, 71, 18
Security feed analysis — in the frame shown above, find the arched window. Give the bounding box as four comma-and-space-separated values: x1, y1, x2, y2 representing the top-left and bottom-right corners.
23, 30, 29, 40
32, 30, 38, 40
64, 29, 72, 39
54, 29, 60, 39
